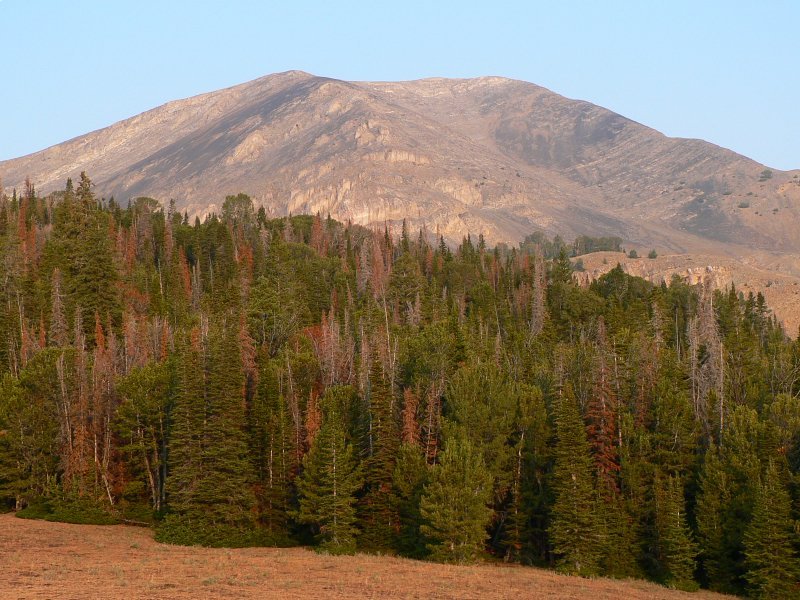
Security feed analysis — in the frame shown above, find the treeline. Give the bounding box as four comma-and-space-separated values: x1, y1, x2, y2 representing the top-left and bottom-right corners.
517, 231, 623, 258
1, 174, 799, 597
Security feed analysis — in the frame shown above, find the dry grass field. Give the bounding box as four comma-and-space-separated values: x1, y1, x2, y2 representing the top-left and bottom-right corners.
0, 513, 732, 600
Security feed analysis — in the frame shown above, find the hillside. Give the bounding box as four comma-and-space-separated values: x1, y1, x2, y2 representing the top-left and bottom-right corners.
1, 71, 798, 255
574, 251, 800, 334
0, 514, 732, 600
2, 200, 798, 597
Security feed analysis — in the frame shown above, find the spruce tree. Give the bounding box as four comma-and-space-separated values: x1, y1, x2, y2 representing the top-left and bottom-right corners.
549, 384, 602, 576
419, 429, 492, 563
0, 377, 22, 510
251, 360, 297, 536
392, 441, 429, 557
159, 326, 257, 546
358, 357, 400, 551
501, 383, 549, 563
45, 174, 120, 343
192, 324, 256, 530
743, 461, 800, 599
696, 407, 763, 592
695, 446, 733, 590
296, 387, 362, 554
654, 475, 698, 591
161, 339, 205, 525
598, 490, 641, 579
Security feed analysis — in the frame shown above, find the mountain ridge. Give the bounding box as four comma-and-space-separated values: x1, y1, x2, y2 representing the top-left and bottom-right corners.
1, 71, 798, 256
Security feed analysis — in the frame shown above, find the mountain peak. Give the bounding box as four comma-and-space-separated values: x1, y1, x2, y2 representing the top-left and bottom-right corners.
1, 72, 798, 261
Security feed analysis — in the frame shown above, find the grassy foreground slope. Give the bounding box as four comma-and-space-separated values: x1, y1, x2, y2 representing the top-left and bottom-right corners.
1, 514, 732, 600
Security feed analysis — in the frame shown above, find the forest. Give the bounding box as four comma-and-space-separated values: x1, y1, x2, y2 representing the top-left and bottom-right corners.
0, 173, 798, 598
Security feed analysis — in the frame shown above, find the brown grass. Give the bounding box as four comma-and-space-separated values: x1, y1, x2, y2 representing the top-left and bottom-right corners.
0, 513, 732, 600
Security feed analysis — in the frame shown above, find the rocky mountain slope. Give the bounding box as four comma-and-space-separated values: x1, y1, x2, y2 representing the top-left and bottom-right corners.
2, 71, 798, 251
575, 251, 800, 334
2, 70, 799, 326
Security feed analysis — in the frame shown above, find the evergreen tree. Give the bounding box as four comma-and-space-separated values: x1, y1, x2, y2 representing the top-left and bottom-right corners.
45, 176, 120, 343
695, 446, 733, 590
549, 384, 602, 575
2, 186, 800, 592
696, 407, 763, 592
159, 326, 257, 546
296, 387, 362, 554
358, 357, 400, 551
597, 490, 641, 579
392, 441, 429, 557
446, 362, 521, 557
115, 361, 175, 511
654, 475, 698, 591
251, 359, 297, 535
198, 325, 257, 529
0, 376, 24, 510
419, 429, 492, 563
743, 461, 800, 599
500, 383, 549, 563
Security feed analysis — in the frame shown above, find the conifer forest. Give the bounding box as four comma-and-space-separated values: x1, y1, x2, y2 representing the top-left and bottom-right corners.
1, 174, 799, 597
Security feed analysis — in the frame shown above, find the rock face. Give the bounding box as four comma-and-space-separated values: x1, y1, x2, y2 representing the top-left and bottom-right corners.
1, 70, 799, 259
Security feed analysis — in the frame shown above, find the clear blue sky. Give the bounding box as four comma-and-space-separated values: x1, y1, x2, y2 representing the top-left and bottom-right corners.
1, 0, 798, 170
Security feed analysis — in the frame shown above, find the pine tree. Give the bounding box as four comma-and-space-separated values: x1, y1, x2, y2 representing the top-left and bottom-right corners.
696, 407, 763, 592
549, 384, 601, 575
419, 430, 492, 563
115, 361, 174, 511
598, 490, 641, 579
392, 441, 429, 557
500, 383, 549, 563
46, 176, 120, 343
296, 387, 362, 554
586, 319, 619, 494
48, 268, 68, 347
654, 475, 698, 591
358, 357, 400, 551
159, 325, 257, 546
0, 376, 24, 509
162, 337, 208, 524
251, 360, 297, 536
196, 324, 256, 529
743, 461, 800, 599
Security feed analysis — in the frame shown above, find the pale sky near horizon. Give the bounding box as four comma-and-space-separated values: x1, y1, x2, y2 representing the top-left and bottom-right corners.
1, 0, 798, 170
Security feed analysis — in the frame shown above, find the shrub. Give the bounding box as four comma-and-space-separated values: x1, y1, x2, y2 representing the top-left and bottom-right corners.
648, 249, 658, 259
16, 496, 118, 525
155, 513, 292, 548
628, 249, 639, 259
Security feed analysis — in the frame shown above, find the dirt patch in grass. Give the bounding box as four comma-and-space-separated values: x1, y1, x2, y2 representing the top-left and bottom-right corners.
0, 513, 732, 600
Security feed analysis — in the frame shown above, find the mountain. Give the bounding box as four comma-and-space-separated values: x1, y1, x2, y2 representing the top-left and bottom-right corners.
2, 71, 798, 252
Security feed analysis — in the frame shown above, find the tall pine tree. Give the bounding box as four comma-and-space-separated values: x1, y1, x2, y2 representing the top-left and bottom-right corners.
296, 386, 362, 554
549, 384, 602, 575
654, 474, 698, 591
743, 461, 800, 599
158, 324, 257, 546
419, 429, 492, 563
